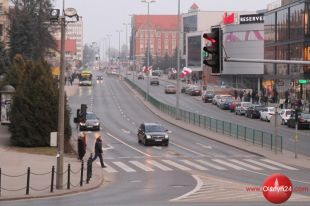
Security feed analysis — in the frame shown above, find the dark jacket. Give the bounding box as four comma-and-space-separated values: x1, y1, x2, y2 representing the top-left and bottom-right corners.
95, 138, 103, 154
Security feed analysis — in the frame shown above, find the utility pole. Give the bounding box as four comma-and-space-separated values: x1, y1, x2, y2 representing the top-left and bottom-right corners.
176, 0, 181, 120
106, 34, 112, 68
56, 2, 66, 190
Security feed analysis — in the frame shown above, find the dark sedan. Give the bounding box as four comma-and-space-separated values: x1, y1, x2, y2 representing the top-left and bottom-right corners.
137, 123, 169, 146
245, 105, 266, 119
287, 112, 310, 129
202, 91, 215, 103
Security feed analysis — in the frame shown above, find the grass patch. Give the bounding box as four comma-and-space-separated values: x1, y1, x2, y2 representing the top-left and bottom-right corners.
9, 146, 58, 156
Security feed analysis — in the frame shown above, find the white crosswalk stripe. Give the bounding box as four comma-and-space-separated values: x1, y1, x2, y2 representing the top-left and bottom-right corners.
99, 163, 118, 173
195, 160, 227, 170
180, 160, 208, 170
244, 159, 280, 170
229, 159, 263, 170
147, 160, 173, 171
112, 161, 136, 172
162, 160, 191, 171
212, 159, 245, 170
129, 161, 154, 172
260, 159, 299, 170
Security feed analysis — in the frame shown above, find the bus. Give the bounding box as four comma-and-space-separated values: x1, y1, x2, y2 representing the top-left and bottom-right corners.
79, 70, 92, 86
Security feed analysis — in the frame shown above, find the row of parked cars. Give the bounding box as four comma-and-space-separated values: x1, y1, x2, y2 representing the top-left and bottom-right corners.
202, 91, 310, 129
181, 84, 202, 96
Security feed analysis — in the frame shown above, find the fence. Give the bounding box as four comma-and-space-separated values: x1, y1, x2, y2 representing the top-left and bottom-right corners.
125, 78, 282, 152
0, 154, 93, 196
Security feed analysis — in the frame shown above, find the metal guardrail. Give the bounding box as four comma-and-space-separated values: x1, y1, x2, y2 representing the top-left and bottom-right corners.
125, 78, 282, 152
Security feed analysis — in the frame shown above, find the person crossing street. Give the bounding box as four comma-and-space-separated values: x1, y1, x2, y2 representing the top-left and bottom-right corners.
92, 135, 106, 168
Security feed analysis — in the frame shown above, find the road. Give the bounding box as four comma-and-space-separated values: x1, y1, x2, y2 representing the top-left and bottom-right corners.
2, 71, 310, 206
130, 74, 310, 157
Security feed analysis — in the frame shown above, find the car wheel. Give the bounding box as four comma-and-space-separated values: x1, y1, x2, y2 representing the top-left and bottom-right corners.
143, 137, 147, 146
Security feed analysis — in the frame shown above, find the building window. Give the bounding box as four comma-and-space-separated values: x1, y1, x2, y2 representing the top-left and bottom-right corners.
264, 13, 276, 45
290, 3, 305, 39
290, 43, 304, 74
0, 3, 3, 14
276, 45, 289, 75
264, 46, 276, 75
276, 8, 289, 42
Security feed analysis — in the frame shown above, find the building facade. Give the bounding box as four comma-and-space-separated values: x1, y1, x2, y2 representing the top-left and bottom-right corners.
0, 0, 9, 44
264, 0, 310, 101
130, 15, 178, 67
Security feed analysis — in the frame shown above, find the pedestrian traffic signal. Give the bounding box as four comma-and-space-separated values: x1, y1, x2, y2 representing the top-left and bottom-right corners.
80, 104, 87, 122
202, 27, 221, 73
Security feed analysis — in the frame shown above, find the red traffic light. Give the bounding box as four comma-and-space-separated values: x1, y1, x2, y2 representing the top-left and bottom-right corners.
203, 33, 216, 44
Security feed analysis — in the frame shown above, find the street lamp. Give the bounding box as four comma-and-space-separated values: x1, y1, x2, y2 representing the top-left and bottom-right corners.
141, 0, 156, 101
176, 0, 181, 120
116, 30, 123, 75
106, 34, 112, 68
50, 1, 79, 190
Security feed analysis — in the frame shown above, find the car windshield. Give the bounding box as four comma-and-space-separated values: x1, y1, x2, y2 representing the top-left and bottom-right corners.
86, 113, 97, 120
243, 103, 251, 107
268, 108, 275, 112
146, 125, 165, 132
255, 106, 265, 111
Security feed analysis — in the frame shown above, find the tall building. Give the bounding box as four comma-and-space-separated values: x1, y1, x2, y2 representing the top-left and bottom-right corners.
264, 0, 310, 101
130, 15, 178, 67
0, 0, 9, 44
66, 17, 83, 62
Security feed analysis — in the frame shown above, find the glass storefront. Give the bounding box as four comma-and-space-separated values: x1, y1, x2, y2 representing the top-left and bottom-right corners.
276, 8, 289, 41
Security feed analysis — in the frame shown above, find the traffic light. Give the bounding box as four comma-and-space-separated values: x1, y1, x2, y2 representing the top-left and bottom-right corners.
80, 104, 87, 122
202, 27, 221, 73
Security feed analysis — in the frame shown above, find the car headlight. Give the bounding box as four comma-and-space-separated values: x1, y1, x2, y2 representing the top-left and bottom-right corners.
94, 122, 99, 126
80, 122, 86, 126
146, 135, 151, 139
165, 134, 169, 139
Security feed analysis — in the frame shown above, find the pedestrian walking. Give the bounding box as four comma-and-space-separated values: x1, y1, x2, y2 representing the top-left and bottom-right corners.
78, 132, 87, 160
92, 135, 106, 168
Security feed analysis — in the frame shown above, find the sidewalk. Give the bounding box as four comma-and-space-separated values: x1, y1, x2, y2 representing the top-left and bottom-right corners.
0, 82, 104, 201
123, 79, 310, 169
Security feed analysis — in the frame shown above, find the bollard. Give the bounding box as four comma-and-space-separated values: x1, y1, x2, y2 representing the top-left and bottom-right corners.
50, 166, 55, 193
67, 164, 71, 190
80, 161, 84, 187
26, 167, 30, 195
86, 153, 93, 184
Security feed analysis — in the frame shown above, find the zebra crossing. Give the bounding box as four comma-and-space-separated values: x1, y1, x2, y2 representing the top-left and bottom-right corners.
97, 158, 300, 173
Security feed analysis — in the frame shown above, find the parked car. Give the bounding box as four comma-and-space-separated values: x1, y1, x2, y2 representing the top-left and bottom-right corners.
189, 86, 202, 96
79, 112, 100, 131
202, 91, 215, 103
185, 85, 195, 94
229, 100, 240, 112
287, 112, 310, 129
219, 99, 234, 110
137, 73, 144, 80
216, 95, 233, 107
150, 77, 159, 85
259, 107, 275, 122
235, 102, 252, 115
181, 84, 191, 93
279, 109, 293, 125
212, 95, 222, 105
245, 105, 266, 119
137, 123, 169, 146
165, 85, 177, 94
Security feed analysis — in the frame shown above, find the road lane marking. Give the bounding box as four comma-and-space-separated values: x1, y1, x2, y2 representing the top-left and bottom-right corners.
170, 175, 203, 201
102, 144, 114, 151
212, 159, 245, 170
180, 160, 208, 170
129, 161, 154, 172
98, 163, 118, 173
112, 161, 136, 172
106, 133, 152, 157
229, 159, 263, 170
261, 159, 299, 170
244, 159, 280, 170
170, 142, 206, 157
196, 142, 213, 149
162, 160, 191, 171
147, 160, 173, 171
195, 160, 227, 170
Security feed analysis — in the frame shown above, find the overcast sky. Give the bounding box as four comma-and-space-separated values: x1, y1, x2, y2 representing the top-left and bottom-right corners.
54, 0, 275, 48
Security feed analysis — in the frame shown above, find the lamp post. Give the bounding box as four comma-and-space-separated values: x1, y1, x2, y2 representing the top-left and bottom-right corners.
50, 1, 79, 190
141, 0, 156, 101
106, 34, 112, 68
116, 30, 122, 76
176, 0, 181, 120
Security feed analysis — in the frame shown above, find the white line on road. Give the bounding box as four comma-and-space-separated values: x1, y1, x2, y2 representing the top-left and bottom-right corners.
129, 161, 154, 172
196, 142, 213, 150
261, 159, 299, 170
102, 144, 114, 151
98, 163, 118, 173
170, 142, 206, 157
106, 133, 152, 157
228, 159, 263, 170
244, 159, 280, 170
170, 175, 203, 201
212, 159, 245, 170
162, 160, 191, 171
180, 160, 208, 170
113, 161, 136, 172
195, 160, 227, 170
147, 160, 173, 171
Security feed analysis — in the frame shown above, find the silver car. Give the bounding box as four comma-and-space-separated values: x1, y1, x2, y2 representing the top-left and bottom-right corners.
79, 112, 100, 131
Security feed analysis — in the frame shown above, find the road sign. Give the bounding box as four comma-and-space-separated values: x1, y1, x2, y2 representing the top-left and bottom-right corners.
298, 79, 308, 84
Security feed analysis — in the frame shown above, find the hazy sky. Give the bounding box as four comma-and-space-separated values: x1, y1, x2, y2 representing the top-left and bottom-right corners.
54, 0, 275, 48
